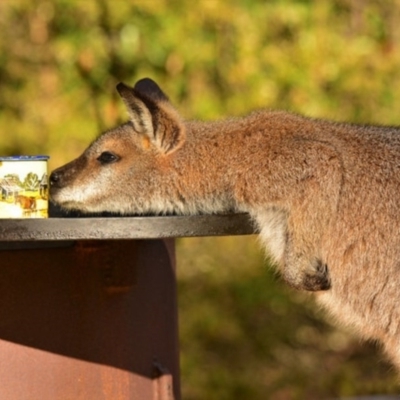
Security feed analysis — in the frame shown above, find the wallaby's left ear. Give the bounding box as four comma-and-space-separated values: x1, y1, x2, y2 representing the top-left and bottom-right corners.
116, 79, 186, 154
133, 77, 170, 102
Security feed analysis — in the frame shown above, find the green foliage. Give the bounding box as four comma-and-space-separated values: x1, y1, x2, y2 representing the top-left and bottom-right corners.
2, 0, 400, 169
1, 0, 400, 397
23, 172, 39, 191
178, 237, 398, 399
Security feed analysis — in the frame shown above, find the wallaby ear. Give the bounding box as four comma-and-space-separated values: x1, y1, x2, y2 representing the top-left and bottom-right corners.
116, 79, 186, 154
133, 78, 169, 103
116, 82, 154, 135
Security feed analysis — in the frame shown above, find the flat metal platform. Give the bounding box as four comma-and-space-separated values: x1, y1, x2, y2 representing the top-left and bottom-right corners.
0, 212, 256, 241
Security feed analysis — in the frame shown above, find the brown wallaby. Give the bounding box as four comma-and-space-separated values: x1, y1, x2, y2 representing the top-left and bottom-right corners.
50, 78, 400, 371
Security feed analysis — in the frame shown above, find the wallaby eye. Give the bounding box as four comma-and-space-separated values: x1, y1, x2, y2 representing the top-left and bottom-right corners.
97, 151, 119, 165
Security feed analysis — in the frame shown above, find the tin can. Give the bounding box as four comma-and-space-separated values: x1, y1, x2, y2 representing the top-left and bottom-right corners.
0, 156, 49, 218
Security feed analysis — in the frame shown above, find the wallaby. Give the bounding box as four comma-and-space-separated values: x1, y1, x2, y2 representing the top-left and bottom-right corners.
50, 78, 400, 371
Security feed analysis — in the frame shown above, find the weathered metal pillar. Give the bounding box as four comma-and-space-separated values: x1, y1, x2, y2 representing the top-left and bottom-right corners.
0, 212, 255, 399
0, 239, 180, 400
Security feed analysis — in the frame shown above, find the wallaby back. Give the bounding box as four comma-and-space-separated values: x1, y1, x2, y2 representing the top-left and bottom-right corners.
50, 78, 400, 371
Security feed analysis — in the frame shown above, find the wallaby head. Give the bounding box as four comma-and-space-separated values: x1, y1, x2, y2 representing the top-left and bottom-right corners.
50, 78, 187, 214
51, 77, 400, 374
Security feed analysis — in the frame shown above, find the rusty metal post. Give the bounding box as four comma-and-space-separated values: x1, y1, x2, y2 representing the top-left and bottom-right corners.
0, 239, 180, 400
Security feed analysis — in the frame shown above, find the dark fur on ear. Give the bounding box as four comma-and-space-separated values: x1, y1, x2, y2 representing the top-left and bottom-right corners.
133, 78, 170, 103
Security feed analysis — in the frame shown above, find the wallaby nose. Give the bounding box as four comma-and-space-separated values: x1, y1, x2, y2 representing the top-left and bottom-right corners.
49, 171, 61, 187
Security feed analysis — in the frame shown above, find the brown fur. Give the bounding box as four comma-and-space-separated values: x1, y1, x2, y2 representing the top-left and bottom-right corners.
50, 78, 400, 370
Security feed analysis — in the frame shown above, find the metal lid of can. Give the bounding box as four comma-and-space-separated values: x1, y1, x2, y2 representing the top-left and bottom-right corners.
0, 155, 50, 161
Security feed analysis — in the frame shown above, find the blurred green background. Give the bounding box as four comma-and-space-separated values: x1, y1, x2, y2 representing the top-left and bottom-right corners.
1, 0, 400, 398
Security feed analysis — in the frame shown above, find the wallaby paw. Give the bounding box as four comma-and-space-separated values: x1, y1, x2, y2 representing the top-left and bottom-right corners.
282, 258, 331, 291
301, 260, 331, 291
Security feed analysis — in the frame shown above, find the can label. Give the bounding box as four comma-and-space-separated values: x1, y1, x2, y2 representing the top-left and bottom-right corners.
0, 156, 49, 218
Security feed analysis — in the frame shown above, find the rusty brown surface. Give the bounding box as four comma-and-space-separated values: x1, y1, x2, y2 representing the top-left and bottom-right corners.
0, 239, 180, 399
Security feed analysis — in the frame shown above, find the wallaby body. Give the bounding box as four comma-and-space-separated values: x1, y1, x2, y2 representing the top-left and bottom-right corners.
50, 78, 400, 370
